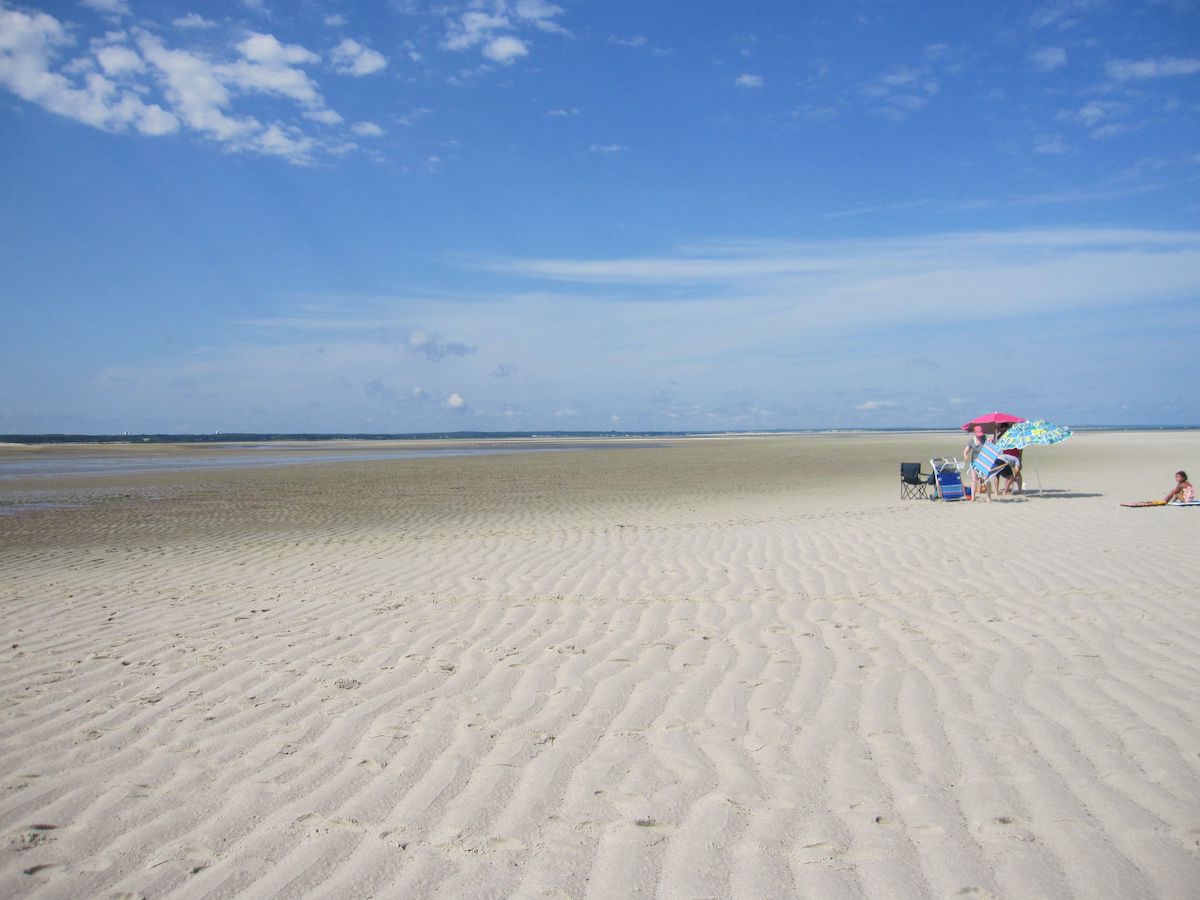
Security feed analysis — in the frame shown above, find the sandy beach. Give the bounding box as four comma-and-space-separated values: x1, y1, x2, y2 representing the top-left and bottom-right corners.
1, 432, 1198, 898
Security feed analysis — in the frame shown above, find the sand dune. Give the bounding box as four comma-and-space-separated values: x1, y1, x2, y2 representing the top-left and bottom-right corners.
2, 433, 1198, 897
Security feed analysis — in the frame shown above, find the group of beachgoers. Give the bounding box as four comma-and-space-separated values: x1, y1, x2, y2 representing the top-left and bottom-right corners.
963, 427, 1194, 505
963, 423, 1023, 501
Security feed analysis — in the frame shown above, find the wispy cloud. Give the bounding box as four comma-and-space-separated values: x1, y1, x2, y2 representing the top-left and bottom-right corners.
1029, 45, 1067, 72
81, 0, 130, 18
735, 73, 763, 88
72, 227, 1200, 431
862, 61, 943, 119
1030, 0, 1105, 30
1106, 56, 1200, 81
173, 13, 216, 30
1056, 99, 1132, 139
489, 229, 1200, 333
1034, 134, 1069, 154
823, 198, 936, 220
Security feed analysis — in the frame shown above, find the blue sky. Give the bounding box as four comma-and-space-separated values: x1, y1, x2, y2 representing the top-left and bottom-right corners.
1, 0, 1198, 433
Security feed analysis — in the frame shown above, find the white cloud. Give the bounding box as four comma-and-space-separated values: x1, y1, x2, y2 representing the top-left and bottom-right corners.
590, 143, 623, 153
491, 230, 1200, 337
864, 62, 943, 118
135, 30, 257, 142
70, 226, 1200, 432
1106, 56, 1200, 81
305, 108, 343, 125
1035, 134, 1068, 154
855, 400, 896, 411
1030, 0, 1104, 30
0, 10, 179, 135
134, 29, 334, 162
324, 14, 347, 28
352, 121, 383, 137
736, 73, 763, 88
1059, 100, 1123, 127
514, 0, 567, 34
256, 122, 315, 158
173, 13, 216, 30
443, 11, 509, 51
81, 0, 130, 17
237, 32, 318, 67
330, 38, 386, 76
609, 35, 647, 48
1089, 122, 1130, 140
217, 33, 323, 107
96, 44, 144, 76
1029, 46, 1067, 72
483, 35, 527, 64
547, 107, 579, 116
442, 3, 566, 62
446, 392, 465, 409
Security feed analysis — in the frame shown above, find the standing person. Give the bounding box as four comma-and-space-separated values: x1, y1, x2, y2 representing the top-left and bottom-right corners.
964, 425, 984, 470
965, 426, 987, 500
968, 428, 996, 501
1164, 470, 1195, 503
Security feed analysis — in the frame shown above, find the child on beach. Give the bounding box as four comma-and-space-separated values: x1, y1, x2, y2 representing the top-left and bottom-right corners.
1164, 470, 1195, 503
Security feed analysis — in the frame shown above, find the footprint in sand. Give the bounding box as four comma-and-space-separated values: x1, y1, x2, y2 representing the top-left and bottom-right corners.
977, 816, 1037, 843
7, 821, 58, 848
378, 829, 410, 850
22, 863, 61, 876
295, 813, 364, 836
147, 846, 216, 875
487, 836, 526, 851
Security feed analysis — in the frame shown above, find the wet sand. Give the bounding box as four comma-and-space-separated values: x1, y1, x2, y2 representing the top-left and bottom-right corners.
1, 432, 1198, 897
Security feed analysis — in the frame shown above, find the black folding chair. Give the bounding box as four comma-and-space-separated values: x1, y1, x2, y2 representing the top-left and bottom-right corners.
900, 462, 930, 499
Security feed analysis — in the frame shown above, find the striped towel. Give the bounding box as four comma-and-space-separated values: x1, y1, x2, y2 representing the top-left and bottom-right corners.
972, 444, 1005, 480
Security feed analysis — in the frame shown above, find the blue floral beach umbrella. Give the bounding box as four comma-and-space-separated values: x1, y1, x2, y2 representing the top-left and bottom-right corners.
996, 419, 1073, 450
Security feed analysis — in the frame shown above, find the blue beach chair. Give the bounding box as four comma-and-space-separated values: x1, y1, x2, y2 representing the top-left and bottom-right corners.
930, 457, 965, 501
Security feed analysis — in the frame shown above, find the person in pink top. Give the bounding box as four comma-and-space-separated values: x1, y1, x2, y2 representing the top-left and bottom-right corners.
1164, 470, 1195, 503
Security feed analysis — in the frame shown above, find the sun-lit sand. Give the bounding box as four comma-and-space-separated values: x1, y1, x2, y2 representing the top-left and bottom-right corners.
2, 432, 1198, 898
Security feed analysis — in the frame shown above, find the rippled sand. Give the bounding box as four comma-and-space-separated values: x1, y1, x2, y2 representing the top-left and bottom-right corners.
2, 433, 1198, 898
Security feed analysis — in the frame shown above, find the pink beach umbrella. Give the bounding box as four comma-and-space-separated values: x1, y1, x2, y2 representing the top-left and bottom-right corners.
961, 411, 1026, 435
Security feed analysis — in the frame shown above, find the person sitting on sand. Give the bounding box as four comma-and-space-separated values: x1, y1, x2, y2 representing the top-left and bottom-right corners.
1164, 470, 1195, 504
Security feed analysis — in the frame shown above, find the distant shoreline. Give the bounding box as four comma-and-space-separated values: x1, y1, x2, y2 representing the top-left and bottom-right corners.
0, 425, 1197, 445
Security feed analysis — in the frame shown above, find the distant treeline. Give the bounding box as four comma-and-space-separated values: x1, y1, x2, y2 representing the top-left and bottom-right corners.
3, 426, 1191, 445
0, 431, 693, 445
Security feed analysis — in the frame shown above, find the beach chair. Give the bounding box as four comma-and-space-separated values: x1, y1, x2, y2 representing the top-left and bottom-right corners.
971, 444, 1010, 500
900, 462, 930, 499
930, 457, 965, 501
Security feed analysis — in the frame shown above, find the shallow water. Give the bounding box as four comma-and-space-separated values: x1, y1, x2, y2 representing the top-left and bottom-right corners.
0, 445, 596, 480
